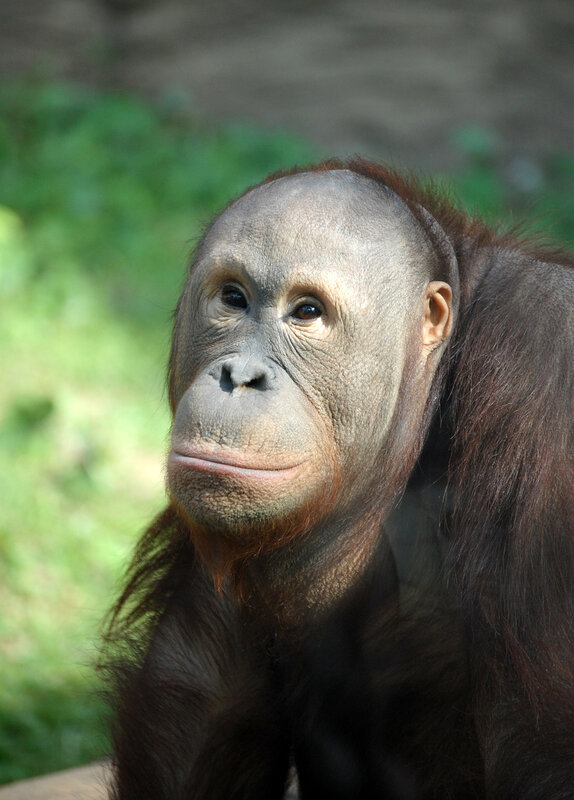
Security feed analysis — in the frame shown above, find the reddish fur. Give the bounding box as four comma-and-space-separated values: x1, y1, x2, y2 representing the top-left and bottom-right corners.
172, 459, 343, 600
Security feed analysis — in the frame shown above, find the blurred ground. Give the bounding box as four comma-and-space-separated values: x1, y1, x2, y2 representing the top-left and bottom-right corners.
0, 763, 301, 798
0, 763, 107, 799
1, 0, 572, 170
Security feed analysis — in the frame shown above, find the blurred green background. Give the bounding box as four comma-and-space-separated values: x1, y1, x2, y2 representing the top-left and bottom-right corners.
0, 79, 572, 785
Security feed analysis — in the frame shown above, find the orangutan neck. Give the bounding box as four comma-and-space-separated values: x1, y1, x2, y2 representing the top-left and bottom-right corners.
246, 510, 394, 631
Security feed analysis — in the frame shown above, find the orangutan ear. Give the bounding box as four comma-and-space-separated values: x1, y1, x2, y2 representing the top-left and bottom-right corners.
422, 281, 453, 352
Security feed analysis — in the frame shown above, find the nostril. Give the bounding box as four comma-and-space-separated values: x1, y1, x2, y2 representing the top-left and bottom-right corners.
218, 358, 271, 391
219, 364, 234, 393
244, 372, 266, 390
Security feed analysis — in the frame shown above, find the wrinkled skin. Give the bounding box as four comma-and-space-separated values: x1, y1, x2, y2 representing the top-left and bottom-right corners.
167, 171, 452, 600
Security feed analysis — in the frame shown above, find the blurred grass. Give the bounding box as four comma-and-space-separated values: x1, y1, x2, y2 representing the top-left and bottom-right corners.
0, 81, 572, 784
0, 79, 317, 784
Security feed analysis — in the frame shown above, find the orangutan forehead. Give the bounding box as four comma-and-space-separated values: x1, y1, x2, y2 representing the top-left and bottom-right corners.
200, 170, 434, 285
227, 169, 414, 228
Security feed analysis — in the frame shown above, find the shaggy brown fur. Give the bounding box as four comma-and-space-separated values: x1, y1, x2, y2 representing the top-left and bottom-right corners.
103, 159, 574, 799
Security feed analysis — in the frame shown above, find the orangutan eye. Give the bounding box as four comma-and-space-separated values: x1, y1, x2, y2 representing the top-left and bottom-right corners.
221, 285, 248, 310
292, 302, 323, 321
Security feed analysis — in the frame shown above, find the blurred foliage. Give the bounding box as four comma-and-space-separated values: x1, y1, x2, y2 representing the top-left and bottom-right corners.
0, 80, 318, 321
450, 123, 574, 245
0, 79, 316, 784
0, 80, 572, 785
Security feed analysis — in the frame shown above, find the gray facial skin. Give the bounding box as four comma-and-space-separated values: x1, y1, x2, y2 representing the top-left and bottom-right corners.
167, 170, 452, 604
